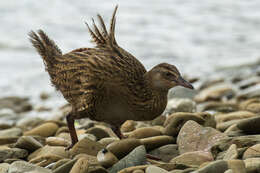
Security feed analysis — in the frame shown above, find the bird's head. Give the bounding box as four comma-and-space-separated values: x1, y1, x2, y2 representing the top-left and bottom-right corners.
146, 63, 194, 92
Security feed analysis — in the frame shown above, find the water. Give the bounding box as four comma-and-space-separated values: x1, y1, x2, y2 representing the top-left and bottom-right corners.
1, 0, 260, 107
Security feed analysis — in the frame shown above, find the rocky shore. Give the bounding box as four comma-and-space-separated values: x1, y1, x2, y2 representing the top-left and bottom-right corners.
1, 62, 260, 173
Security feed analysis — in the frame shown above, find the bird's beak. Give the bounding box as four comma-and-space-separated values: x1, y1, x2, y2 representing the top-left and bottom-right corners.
177, 76, 194, 89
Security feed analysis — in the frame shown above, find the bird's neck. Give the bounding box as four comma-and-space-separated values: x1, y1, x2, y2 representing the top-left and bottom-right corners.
143, 72, 168, 115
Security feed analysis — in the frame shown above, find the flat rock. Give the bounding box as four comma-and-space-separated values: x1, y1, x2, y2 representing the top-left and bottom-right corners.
149, 144, 179, 162
0, 163, 9, 173
106, 138, 142, 159
244, 158, 260, 173
0, 147, 28, 162
14, 136, 43, 152
194, 160, 228, 173
8, 161, 51, 173
28, 145, 69, 161
140, 135, 175, 151
70, 137, 104, 157
0, 127, 22, 137
109, 145, 146, 173
243, 144, 260, 159
127, 127, 162, 139
237, 116, 260, 134
24, 122, 59, 137
223, 144, 238, 161
146, 165, 168, 173
170, 151, 213, 167
177, 120, 227, 154
163, 112, 205, 137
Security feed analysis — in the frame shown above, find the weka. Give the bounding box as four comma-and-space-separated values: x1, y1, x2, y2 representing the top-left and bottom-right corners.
29, 6, 194, 149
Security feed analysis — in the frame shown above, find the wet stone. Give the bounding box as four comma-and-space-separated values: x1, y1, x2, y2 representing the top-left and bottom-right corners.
127, 127, 162, 139
140, 135, 175, 151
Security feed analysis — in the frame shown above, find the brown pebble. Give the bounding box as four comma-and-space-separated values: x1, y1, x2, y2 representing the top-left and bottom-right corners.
24, 122, 59, 137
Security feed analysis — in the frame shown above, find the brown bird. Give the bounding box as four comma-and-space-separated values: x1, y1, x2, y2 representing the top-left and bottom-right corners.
29, 6, 194, 149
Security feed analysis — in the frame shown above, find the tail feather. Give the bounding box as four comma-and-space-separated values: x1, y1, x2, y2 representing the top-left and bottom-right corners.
86, 5, 118, 48
28, 30, 62, 69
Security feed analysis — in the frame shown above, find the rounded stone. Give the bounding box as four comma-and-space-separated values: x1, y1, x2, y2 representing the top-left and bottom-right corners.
98, 137, 119, 147
243, 144, 260, 159
148, 144, 179, 162
24, 122, 59, 137
163, 112, 205, 136
244, 158, 260, 173
237, 116, 260, 134
121, 120, 136, 133
106, 138, 142, 159
69, 138, 104, 157
85, 126, 111, 140
46, 137, 70, 147
227, 160, 246, 173
8, 161, 51, 173
127, 127, 162, 139
0, 147, 28, 162
195, 160, 228, 173
140, 135, 175, 151
223, 144, 238, 161
69, 157, 89, 173
14, 136, 43, 152
97, 149, 118, 168
0, 127, 22, 138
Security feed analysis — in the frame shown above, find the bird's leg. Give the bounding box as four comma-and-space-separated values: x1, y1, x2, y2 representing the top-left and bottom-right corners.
111, 125, 126, 139
66, 113, 78, 150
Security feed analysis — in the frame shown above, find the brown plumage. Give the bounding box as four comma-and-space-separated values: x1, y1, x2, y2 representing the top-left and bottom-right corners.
29, 6, 194, 149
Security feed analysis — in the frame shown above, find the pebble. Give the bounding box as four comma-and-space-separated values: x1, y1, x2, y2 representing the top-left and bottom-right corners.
140, 135, 175, 151
14, 136, 43, 152
0, 163, 9, 173
170, 151, 213, 167
127, 127, 162, 139
109, 145, 146, 173
194, 83, 234, 103
177, 120, 227, 154
121, 120, 136, 133
69, 137, 104, 157
149, 144, 179, 162
52, 159, 77, 173
69, 157, 89, 173
0, 147, 28, 162
223, 144, 238, 161
243, 144, 260, 159
8, 160, 51, 173
227, 160, 246, 173
28, 145, 69, 162
97, 149, 119, 168
163, 112, 205, 137
237, 116, 260, 134
146, 165, 169, 173
0, 127, 22, 137
107, 138, 142, 159
244, 158, 260, 173
46, 137, 70, 147
85, 126, 111, 140
165, 98, 196, 114
198, 101, 238, 112
24, 122, 59, 137
0, 97, 32, 113
194, 160, 228, 173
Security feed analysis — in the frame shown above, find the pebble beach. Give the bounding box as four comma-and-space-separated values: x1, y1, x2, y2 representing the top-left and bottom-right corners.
2, 1, 260, 173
